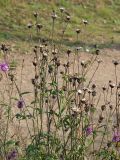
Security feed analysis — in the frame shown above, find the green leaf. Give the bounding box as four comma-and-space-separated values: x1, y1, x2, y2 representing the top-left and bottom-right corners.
6, 140, 16, 146
15, 113, 26, 120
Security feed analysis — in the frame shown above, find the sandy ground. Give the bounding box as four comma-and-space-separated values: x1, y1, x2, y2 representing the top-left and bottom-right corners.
12, 48, 120, 93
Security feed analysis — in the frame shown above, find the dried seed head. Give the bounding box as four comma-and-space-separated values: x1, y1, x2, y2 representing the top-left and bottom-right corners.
32, 60, 37, 67
60, 71, 64, 75
27, 22, 32, 29
1, 44, 5, 51
51, 11, 57, 20
76, 46, 82, 51
81, 60, 85, 66
67, 49, 71, 55
69, 77, 73, 83
60, 7, 65, 13
55, 60, 61, 67
66, 62, 70, 68
84, 104, 89, 112
77, 89, 82, 95
43, 52, 48, 58
109, 80, 112, 84
82, 19, 88, 25
73, 76, 77, 81
66, 15, 70, 21
81, 98, 86, 104
98, 115, 104, 123
34, 45, 38, 49
112, 60, 119, 66
31, 78, 36, 85
88, 89, 92, 94
33, 48, 37, 53
101, 105, 106, 111
1, 44, 8, 52
83, 87, 88, 92
71, 107, 80, 114
40, 45, 44, 52
109, 105, 113, 110
63, 64, 66, 68
43, 52, 48, 61
102, 86, 106, 91
92, 84, 96, 89
52, 56, 57, 62
33, 12, 38, 18
52, 49, 57, 55
45, 99, 48, 103
36, 24, 43, 30
92, 90, 97, 97
76, 29, 81, 34
95, 49, 100, 55
109, 83, 116, 89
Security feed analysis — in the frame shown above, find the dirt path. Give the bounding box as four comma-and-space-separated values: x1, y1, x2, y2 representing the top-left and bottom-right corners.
14, 48, 120, 92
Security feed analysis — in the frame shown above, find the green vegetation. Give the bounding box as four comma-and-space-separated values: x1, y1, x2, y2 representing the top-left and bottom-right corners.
0, 0, 120, 51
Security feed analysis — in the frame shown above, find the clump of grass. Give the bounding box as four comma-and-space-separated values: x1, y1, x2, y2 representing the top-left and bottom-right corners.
0, 6, 120, 160
0, 0, 120, 51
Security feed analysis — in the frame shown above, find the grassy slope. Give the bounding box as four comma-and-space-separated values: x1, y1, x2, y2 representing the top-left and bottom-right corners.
0, 0, 120, 52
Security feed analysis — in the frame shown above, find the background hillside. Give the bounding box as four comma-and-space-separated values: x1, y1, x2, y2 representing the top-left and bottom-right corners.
0, 0, 120, 52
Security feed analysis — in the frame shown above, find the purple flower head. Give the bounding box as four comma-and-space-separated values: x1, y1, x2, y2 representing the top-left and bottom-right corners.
86, 126, 93, 136
112, 131, 120, 142
7, 150, 17, 160
17, 99, 24, 109
0, 63, 9, 72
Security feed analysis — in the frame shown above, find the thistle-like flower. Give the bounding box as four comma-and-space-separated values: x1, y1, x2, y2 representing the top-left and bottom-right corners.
17, 99, 24, 109
112, 131, 120, 142
7, 150, 17, 160
0, 63, 9, 72
86, 126, 93, 136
